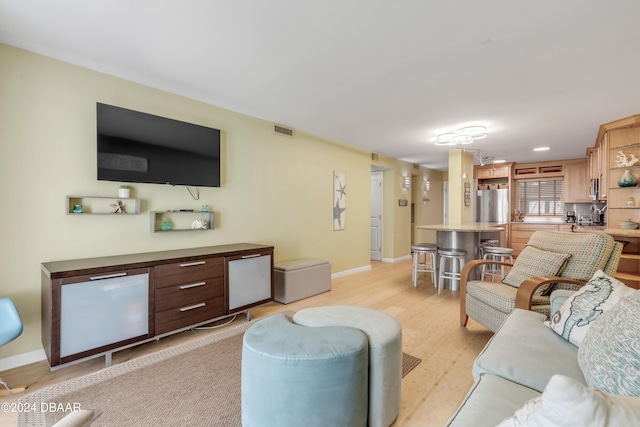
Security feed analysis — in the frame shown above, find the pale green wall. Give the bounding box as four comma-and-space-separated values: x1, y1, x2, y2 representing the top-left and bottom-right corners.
412, 169, 444, 244
0, 44, 375, 358
371, 156, 444, 260
448, 149, 474, 224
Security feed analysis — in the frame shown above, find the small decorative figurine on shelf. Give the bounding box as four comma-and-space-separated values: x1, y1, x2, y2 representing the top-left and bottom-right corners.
191, 219, 208, 230
118, 184, 131, 198
614, 151, 639, 168
201, 205, 209, 212
72, 204, 83, 213
110, 200, 126, 214
627, 197, 635, 208
161, 217, 172, 231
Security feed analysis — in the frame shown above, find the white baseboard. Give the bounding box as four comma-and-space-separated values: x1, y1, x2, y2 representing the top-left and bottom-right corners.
331, 264, 372, 279
0, 348, 47, 371
381, 254, 411, 263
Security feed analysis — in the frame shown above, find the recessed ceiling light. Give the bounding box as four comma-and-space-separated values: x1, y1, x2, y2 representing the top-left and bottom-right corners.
533, 147, 550, 152
493, 159, 506, 163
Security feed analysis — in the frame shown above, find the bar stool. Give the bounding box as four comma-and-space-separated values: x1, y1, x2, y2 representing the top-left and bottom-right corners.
411, 243, 438, 287
479, 239, 499, 259
481, 246, 514, 282
437, 248, 467, 295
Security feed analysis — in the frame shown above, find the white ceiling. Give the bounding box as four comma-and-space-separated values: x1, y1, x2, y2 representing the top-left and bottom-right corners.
2, 0, 640, 170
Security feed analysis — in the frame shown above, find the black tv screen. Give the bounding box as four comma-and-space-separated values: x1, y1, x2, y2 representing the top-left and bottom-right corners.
97, 103, 221, 187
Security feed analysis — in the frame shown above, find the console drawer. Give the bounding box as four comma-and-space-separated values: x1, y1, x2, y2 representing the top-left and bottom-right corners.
154, 257, 224, 289
155, 296, 225, 335
155, 277, 224, 312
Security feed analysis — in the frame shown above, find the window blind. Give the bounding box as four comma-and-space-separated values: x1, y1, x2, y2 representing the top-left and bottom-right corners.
516, 179, 564, 216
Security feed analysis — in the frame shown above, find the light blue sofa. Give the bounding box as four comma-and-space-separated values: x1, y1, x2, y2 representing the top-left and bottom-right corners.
446, 291, 579, 426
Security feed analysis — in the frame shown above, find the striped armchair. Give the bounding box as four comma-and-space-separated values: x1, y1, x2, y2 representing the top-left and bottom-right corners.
460, 231, 623, 332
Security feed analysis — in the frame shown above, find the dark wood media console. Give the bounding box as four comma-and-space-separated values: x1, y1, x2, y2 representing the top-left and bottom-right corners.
41, 243, 274, 368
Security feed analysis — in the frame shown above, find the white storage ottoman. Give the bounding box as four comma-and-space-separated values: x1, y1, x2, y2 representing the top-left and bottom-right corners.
274, 258, 331, 304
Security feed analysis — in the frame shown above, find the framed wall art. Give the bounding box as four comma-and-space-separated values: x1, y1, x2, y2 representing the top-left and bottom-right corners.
333, 171, 346, 230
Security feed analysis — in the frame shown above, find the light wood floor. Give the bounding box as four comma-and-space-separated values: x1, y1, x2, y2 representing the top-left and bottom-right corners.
0, 260, 493, 426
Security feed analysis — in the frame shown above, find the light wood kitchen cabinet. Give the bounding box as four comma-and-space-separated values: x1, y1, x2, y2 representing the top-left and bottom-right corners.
476, 165, 511, 179
587, 147, 599, 180
513, 162, 563, 179
563, 159, 592, 203
589, 114, 640, 289
606, 126, 640, 229
600, 133, 609, 201
509, 223, 565, 257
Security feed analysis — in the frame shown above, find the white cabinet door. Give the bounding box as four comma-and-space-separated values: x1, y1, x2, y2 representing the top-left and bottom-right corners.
60, 271, 149, 357
228, 253, 272, 311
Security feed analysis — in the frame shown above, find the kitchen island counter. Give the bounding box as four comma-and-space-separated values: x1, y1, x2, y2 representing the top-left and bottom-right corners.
417, 223, 505, 232
416, 223, 506, 289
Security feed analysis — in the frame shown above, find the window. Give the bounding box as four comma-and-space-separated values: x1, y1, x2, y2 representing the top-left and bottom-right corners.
516, 179, 564, 216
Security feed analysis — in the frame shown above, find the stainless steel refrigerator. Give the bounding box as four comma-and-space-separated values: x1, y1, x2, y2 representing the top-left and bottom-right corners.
474, 188, 509, 224
475, 187, 509, 246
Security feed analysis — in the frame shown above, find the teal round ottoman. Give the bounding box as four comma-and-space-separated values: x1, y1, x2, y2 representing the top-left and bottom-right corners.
293, 306, 402, 427
241, 313, 369, 427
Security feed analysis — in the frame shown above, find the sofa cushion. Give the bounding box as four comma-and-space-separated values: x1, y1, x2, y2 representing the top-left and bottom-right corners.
527, 231, 615, 282
502, 246, 571, 290
546, 270, 635, 347
578, 289, 640, 396
445, 374, 540, 427
52, 409, 102, 427
496, 374, 640, 427
549, 289, 575, 316
473, 309, 585, 393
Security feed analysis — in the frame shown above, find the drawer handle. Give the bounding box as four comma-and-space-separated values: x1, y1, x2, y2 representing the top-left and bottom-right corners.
90, 272, 127, 281
179, 261, 206, 267
179, 282, 206, 290
179, 303, 206, 312
241, 254, 262, 259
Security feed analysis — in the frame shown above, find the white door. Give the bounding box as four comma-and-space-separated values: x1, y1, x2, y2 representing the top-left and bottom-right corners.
370, 172, 383, 260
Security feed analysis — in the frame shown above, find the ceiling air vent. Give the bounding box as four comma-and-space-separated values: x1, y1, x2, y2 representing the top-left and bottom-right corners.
371, 152, 379, 161
274, 124, 295, 137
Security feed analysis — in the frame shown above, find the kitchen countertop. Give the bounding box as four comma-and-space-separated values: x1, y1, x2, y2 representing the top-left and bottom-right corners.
559, 224, 640, 237
604, 228, 640, 238
416, 223, 505, 232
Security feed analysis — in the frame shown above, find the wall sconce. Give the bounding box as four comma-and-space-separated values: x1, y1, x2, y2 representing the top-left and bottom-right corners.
403, 176, 411, 189
423, 179, 431, 203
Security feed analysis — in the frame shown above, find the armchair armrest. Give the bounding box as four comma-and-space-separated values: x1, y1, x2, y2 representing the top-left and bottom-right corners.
460, 259, 514, 327
515, 276, 586, 310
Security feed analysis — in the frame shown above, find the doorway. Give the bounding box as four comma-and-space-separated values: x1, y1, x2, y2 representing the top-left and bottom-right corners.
370, 171, 383, 261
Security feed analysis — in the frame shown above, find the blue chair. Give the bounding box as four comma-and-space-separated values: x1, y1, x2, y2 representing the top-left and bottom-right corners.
0, 298, 26, 395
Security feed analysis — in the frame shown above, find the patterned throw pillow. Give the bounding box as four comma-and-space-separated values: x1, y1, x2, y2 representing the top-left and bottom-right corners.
545, 270, 635, 347
502, 246, 571, 289
496, 375, 640, 427
578, 290, 640, 396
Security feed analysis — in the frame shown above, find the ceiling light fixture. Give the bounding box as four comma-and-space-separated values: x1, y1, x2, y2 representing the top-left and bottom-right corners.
533, 146, 550, 152
466, 148, 496, 166
434, 126, 488, 146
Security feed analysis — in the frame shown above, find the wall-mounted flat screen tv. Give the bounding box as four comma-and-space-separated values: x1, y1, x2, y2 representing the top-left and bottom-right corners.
97, 103, 221, 187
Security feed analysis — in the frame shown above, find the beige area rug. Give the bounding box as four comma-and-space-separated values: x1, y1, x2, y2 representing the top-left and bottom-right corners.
19, 315, 421, 427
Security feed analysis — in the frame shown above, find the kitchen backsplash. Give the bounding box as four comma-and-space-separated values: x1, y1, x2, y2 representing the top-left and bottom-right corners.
564, 202, 607, 224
